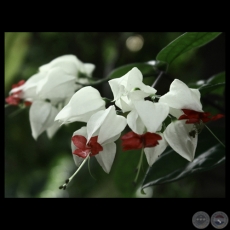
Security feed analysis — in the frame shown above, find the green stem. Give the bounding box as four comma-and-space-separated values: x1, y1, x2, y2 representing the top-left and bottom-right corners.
151, 71, 164, 88
204, 124, 225, 148
5, 104, 11, 108
9, 107, 25, 117
134, 149, 144, 184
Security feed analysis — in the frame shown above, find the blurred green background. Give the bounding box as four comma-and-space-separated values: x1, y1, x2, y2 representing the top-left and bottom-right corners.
4, 32, 225, 198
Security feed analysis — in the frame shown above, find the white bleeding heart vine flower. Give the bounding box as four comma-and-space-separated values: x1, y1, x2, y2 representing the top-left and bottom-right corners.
59, 105, 127, 189
5, 55, 96, 140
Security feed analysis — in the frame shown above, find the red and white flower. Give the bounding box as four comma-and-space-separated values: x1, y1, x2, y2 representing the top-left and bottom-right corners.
5, 55, 95, 140
71, 105, 127, 173
159, 79, 224, 161
121, 100, 169, 166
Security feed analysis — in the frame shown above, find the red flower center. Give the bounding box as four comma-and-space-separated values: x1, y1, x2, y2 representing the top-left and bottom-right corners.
121, 131, 162, 151
71, 135, 103, 158
5, 80, 31, 106
178, 109, 224, 124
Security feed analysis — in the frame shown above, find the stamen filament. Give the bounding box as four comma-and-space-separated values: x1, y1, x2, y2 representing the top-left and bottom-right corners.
88, 156, 96, 180
134, 149, 144, 185
59, 153, 90, 189
204, 124, 225, 148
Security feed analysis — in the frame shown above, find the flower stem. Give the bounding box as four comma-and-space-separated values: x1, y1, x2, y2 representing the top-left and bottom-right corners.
204, 124, 225, 148
9, 107, 25, 117
151, 71, 164, 88
134, 149, 144, 185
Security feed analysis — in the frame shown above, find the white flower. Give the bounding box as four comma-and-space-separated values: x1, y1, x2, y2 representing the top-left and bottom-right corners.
108, 67, 157, 112
158, 79, 203, 118
55, 86, 106, 124
10, 55, 95, 104
158, 79, 223, 161
39, 54, 95, 77
29, 100, 61, 140
35, 67, 76, 104
127, 100, 169, 135
164, 120, 198, 162
6, 54, 96, 140
71, 105, 127, 173
122, 100, 169, 166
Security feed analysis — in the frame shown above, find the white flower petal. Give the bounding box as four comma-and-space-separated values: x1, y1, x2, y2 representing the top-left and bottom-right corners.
95, 142, 116, 173
46, 121, 61, 139
81, 63, 95, 77
54, 86, 105, 124
15, 72, 46, 101
139, 84, 157, 95
134, 101, 169, 133
29, 101, 58, 140
129, 90, 150, 101
102, 133, 121, 145
39, 54, 79, 76
108, 67, 157, 113
159, 79, 203, 112
36, 67, 76, 101
125, 67, 143, 91
97, 106, 127, 144
164, 120, 198, 162
144, 134, 167, 166
127, 109, 145, 134
71, 127, 87, 167
119, 96, 133, 112
86, 108, 111, 142
169, 107, 183, 119
109, 79, 126, 102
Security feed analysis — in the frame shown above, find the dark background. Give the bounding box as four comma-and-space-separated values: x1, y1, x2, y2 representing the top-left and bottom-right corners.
5, 32, 225, 198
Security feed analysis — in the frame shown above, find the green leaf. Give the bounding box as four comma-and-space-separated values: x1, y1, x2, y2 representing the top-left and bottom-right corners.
5, 32, 32, 89
206, 72, 225, 85
188, 72, 225, 96
199, 72, 225, 96
199, 82, 225, 96
106, 60, 167, 80
156, 32, 222, 66
141, 125, 225, 189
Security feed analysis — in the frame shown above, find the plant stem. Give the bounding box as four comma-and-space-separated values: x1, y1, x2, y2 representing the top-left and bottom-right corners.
9, 107, 25, 117
204, 124, 225, 148
134, 149, 144, 184
152, 71, 164, 88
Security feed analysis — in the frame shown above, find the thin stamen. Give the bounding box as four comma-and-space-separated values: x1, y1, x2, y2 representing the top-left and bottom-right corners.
133, 149, 144, 185
59, 153, 90, 190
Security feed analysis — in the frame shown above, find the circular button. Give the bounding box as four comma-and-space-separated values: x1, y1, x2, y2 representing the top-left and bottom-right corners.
192, 211, 210, 229
211, 211, 228, 229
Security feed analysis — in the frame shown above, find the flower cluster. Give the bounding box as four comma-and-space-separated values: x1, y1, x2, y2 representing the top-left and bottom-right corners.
5, 56, 224, 189
5, 55, 95, 140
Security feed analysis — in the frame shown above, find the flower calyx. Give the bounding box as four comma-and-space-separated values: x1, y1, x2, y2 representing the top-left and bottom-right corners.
121, 131, 162, 151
